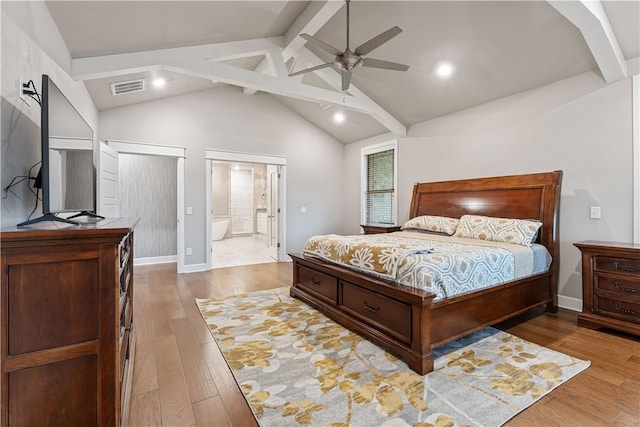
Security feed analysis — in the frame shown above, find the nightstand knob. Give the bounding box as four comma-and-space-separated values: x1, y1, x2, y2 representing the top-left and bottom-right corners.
614, 262, 639, 273
613, 281, 638, 293
613, 302, 637, 316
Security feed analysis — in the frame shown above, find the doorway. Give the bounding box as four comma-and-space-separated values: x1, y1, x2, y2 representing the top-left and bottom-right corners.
205, 150, 286, 270
100, 140, 186, 272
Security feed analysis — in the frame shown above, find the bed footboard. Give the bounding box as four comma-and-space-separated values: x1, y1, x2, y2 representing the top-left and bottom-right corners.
289, 253, 437, 375
290, 252, 554, 375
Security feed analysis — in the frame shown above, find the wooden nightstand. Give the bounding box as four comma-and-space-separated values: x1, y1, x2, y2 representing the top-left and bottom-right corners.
574, 241, 640, 336
361, 224, 402, 235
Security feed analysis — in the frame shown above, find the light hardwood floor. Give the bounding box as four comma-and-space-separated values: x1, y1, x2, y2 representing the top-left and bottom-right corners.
129, 262, 640, 427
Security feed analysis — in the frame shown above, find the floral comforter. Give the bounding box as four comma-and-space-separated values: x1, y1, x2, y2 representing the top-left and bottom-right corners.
303, 231, 535, 301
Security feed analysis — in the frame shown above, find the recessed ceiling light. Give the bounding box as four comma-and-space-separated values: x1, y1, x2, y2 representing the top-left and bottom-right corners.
333, 112, 346, 123
435, 62, 454, 79
151, 77, 166, 88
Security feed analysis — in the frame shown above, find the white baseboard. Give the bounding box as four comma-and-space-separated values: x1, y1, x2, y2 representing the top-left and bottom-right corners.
558, 295, 582, 312
180, 263, 210, 273
134, 255, 177, 266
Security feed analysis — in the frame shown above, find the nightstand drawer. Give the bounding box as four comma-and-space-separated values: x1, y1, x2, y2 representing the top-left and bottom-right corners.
594, 295, 640, 323
361, 224, 402, 235
297, 265, 338, 303
595, 275, 640, 297
595, 257, 640, 275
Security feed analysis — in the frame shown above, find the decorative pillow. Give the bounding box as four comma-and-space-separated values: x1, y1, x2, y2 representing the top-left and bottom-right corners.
401, 215, 459, 236
453, 215, 542, 247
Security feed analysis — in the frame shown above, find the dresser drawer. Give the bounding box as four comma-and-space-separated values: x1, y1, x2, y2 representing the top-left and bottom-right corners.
341, 282, 411, 343
595, 257, 640, 275
594, 295, 640, 324
297, 265, 338, 303
595, 275, 640, 297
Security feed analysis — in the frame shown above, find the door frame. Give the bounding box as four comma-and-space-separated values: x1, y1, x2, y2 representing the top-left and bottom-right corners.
633, 74, 639, 243
105, 139, 186, 273
205, 149, 287, 270
266, 165, 279, 258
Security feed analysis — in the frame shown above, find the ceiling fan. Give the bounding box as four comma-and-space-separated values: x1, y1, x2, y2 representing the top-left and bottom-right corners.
289, 0, 409, 91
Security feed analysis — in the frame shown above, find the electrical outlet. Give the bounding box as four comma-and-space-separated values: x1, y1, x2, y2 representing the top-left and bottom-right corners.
590, 206, 601, 219
186, 247, 192, 256
18, 77, 30, 105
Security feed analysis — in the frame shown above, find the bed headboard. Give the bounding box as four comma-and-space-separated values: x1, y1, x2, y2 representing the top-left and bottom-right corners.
409, 170, 563, 279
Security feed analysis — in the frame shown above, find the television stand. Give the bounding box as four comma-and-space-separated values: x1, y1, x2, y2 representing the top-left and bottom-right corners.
68, 211, 105, 221
17, 213, 80, 227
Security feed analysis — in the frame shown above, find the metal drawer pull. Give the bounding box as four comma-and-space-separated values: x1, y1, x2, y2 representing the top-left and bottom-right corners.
614, 281, 638, 293
614, 262, 639, 273
613, 302, 637, 316
311, 277, 321, 286
364, 301, 380, 313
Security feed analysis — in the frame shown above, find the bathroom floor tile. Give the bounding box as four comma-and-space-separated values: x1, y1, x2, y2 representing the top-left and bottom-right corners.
212, 234, 276, 269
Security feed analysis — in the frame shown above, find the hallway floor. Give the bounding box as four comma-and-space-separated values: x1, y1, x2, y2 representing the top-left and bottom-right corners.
212, 234, 276, 268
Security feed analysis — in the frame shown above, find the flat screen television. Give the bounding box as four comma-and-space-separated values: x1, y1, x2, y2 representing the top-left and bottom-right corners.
18, 74, 101, 226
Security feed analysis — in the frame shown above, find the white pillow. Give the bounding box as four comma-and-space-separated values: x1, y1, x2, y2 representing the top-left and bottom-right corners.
453, 215, 542, 247
401, 215, 459, 236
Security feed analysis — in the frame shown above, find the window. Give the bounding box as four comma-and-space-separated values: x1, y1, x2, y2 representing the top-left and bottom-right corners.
361, 140, 397, 225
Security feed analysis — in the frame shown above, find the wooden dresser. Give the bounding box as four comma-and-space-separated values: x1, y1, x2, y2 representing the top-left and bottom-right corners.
1, 218, 137, 426
574, 241, 640, 336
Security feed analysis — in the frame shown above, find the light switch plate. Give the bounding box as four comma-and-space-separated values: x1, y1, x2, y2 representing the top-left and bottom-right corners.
590, 206, 601, 219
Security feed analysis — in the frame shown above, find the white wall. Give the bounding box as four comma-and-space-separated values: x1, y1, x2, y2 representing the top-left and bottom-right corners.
1, 1, 98, 226
98, 85, 345, 266
344, 61, 640, 309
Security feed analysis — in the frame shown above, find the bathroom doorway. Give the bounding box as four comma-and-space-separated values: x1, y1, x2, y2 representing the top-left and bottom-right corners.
205, 150, 286, 270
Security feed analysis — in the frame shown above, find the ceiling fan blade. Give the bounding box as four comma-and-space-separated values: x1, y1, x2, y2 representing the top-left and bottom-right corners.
299, 33, 343, 56
341, 70, 352, 91
289, 62, 334, 77
355, 26, 403, 55
362, 58, 409, 72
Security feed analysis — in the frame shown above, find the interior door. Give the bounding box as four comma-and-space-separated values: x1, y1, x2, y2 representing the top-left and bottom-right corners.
98, 142, 119, 217
266, 166, 279, 260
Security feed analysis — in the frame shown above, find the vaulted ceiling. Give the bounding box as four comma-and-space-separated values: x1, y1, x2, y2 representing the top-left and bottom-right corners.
46, 1, 640, 143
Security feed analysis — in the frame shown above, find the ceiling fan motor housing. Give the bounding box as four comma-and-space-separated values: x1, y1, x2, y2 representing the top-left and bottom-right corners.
335, 50, 362, 72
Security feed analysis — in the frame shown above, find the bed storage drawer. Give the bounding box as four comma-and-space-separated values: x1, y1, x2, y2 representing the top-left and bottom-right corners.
341, 282, 412, 344
297, 265, 338, 303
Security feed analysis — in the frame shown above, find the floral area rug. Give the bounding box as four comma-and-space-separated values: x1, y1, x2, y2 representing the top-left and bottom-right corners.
196, 287, 589, 427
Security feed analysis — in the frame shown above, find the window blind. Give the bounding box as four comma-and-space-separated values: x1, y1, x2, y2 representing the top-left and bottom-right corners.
365, 148, 395, 224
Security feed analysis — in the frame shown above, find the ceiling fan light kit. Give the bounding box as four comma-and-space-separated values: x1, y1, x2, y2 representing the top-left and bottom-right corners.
290, 0, 409, 91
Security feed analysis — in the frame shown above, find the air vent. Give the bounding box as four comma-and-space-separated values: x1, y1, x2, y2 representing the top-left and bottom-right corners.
110, 79, 146, 96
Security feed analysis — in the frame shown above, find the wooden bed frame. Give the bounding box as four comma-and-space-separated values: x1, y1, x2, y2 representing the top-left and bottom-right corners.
289, 170, 563, 375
